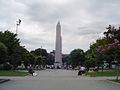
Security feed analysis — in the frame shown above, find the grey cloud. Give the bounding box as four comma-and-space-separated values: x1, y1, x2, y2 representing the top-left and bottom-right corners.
1, 0, 120, 53
86, 0, 120, 23
77, 22, 106, 35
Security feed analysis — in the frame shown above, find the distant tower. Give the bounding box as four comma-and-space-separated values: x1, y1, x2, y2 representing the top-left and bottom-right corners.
55, 21, 62, 68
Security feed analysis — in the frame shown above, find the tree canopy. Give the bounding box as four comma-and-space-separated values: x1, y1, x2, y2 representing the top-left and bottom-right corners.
85, 25, 120, 69
69, 49, 85, 68
0, 42, 7, 64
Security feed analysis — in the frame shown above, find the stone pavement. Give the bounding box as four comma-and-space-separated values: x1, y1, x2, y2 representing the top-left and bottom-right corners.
0, 69, 120, 90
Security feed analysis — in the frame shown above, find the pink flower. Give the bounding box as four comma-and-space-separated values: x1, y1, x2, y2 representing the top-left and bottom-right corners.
96, 46, 102, 51
114, 39, 119, 44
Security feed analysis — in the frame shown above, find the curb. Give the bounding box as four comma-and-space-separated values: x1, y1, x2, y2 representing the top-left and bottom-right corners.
107, 79, 120, 85
0, 79, 10, 84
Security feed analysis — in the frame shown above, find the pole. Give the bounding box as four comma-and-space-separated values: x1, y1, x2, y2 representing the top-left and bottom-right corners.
16, 24, 18, 35
116, 61, 119, 81
16, 19, 21, 35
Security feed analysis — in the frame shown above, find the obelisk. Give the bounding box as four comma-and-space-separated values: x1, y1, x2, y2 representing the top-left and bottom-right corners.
55, 21, 62, 68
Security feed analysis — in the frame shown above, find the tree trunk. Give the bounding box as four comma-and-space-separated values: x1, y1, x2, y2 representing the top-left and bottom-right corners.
116, 62, 119, 81
102, 63, 104, 72
108, 61, 112, 69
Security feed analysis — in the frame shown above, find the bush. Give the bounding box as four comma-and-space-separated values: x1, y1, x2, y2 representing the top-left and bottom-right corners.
0, 64, 4, 70
3, 63, 12, 70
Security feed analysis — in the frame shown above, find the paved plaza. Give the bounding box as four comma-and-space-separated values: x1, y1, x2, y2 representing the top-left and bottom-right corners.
0, 69, 120, 90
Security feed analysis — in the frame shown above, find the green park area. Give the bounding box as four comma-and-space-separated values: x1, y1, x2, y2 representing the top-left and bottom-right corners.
86, 70, 120, 83
111, 80, 120, 83
86, 70, 120, 77
0, 70, 28, 76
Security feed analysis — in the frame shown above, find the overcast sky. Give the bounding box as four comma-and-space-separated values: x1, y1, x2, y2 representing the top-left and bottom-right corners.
0, 0, 120, 54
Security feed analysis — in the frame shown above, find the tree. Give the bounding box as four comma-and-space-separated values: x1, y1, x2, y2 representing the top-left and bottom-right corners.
0, 31, 21, 69
96, 25, 120, 68
27, 53, 35, 67
36, 56, 43, 65
86, 25, 120, 73
0, 31, 20, 55
31, 48, 48, 57
69, 49, 85, 68
0, 42, 7, 64
47, 54, 54, 65
85, 44, 97, 67
31, 48, 49, 67
103, 43, 120, 80
96, 25, 120, 80
17, 46, 30, 69
85, 49, 96, 71
62, 54, 69, 65
10, 46, 22, 69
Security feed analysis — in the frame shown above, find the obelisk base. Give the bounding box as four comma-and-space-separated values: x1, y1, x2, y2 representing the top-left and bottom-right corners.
54, 62, 62, 69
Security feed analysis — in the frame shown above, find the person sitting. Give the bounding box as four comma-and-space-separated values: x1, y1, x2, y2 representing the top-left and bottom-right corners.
28, 67, 34, 75
93, 66, 98, 72
78, 66, 86, 76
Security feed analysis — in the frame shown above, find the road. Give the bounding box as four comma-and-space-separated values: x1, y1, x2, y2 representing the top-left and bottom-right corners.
0, 69, 120, 90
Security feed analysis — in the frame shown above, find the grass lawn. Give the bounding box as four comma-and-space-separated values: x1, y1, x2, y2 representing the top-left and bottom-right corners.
0, 70, 28, 76
111, 80, 120, 83
86, 70, 120, 77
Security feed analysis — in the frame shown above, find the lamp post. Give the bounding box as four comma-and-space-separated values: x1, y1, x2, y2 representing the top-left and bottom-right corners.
16, 19, 21, 35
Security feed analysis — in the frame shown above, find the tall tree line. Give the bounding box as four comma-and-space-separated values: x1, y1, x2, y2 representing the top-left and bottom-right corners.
0, 30, 53, 70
